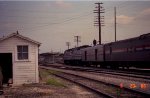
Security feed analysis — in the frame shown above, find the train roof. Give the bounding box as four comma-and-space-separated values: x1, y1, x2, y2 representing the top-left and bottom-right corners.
81, 44, 104, 50
65, 45, 91, 52
105, 33, 150, 45
76, 45, 91, 50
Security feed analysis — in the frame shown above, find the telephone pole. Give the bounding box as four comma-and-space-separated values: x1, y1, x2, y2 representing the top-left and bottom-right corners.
66, 42, 70, 49
74, 36, 81, 47
94, 2, 105, 45
114, 7, 117, 42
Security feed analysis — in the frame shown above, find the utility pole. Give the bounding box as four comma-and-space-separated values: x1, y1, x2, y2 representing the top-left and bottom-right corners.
74, 36, 81, 47
114, 7, 117, 42
94, 2, 105, 45
66, 42, 71, 49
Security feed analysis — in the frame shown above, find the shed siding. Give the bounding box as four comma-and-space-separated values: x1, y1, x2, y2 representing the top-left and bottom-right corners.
0, 36, 39, 85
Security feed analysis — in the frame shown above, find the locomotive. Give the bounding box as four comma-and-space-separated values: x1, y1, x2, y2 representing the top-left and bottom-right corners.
64, 33, 150, 68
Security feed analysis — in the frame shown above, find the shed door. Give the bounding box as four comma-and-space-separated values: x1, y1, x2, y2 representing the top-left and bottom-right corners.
0, 53, 13, 84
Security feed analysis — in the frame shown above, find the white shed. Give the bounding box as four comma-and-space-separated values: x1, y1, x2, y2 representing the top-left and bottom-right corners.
0, 33, 41, 85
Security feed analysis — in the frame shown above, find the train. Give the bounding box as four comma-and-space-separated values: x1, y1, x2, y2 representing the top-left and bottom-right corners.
64, 33, 150, 69
0, 66, 3, 94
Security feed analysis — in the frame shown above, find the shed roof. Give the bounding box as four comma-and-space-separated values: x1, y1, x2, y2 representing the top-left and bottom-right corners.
0, 32, 41, 46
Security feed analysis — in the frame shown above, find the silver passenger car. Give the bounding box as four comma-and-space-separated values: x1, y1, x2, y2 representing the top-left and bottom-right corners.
81, 44, 104, 65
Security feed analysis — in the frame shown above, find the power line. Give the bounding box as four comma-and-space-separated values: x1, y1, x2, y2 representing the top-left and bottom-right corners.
21, 12, 93, 32
66, 42, 71, 49
94, 2, 105, 45
114, 7, 117, 42
74, 36, 81, 47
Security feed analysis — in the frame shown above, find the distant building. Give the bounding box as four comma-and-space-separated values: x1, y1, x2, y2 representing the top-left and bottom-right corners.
0, 33, 41, 85
39, 52, 63, 64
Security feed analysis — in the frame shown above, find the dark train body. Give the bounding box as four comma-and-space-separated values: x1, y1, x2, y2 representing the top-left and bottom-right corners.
64, 33, 150, 68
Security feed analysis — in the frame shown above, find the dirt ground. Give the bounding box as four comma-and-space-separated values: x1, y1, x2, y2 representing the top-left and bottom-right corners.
0, 68, 99, 98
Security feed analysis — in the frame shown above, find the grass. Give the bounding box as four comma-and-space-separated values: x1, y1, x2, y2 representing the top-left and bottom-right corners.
46, 78, 66, 87
39, 68, 66, 87
39, 69, 50, 79
47, 70, 59, 74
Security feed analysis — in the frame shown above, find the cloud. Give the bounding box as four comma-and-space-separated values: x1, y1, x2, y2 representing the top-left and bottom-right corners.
108, 15, 135, 25
137, 8, 150, 20
108, 8, 150, 25
55, 0, 72, 8
116, 15, 135, 25
140, 8, 150, 16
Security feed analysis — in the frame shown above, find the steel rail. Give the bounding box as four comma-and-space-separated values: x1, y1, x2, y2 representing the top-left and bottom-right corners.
41, 66, 150, 98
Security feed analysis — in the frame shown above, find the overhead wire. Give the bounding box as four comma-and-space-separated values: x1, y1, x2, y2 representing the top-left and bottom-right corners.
1, 1, 145, 33
20, 12, 93, 32
26, 1, 144, 32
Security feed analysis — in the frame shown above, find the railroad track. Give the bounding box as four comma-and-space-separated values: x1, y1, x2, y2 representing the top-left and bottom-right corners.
85, 68, 150, 80
41, 66, 150, 98
42, 64, 150, 80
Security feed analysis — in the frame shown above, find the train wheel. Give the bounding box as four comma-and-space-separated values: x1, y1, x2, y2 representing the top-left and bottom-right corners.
0, 90, 3, 95
97, 65, 101, 68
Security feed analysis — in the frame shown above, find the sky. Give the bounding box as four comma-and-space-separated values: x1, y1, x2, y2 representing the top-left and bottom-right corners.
0, 0, 150, 53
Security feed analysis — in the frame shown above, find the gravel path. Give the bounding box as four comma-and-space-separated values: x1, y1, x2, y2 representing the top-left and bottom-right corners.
0, 69, 99, 98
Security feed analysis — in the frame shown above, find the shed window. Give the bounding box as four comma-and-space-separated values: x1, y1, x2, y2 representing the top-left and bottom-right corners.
17, 45, 28, 60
